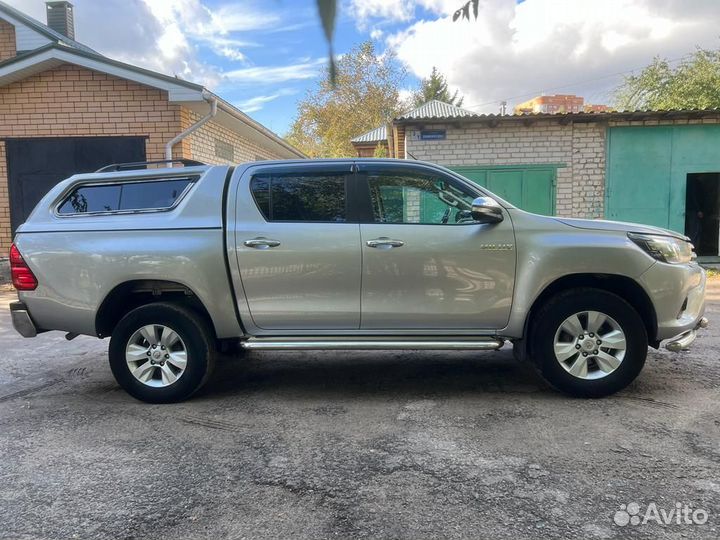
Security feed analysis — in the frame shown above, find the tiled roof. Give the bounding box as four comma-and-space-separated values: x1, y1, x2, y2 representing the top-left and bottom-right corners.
395, 99, 479, 120
351, 125, 387, 143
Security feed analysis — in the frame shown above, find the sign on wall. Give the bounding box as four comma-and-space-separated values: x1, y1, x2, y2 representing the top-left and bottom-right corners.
419, 129, 447, 141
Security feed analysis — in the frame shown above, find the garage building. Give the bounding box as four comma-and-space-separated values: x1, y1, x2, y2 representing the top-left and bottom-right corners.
352, 100, 720, 261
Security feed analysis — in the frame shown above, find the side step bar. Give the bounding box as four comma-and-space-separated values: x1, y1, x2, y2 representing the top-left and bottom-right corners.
241, 336, 505, 351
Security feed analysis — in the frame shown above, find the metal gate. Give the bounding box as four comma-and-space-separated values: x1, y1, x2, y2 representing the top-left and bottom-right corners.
5, 136, 146, 232
606, 125, 720, 232
450, 165, 557, 216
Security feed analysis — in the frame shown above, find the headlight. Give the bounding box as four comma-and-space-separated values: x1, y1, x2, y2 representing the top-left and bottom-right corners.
628, 233, 695, 264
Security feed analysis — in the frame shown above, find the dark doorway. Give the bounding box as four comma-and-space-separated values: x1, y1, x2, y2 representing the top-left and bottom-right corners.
685, 173, 720, 257
5, 136, 146, 232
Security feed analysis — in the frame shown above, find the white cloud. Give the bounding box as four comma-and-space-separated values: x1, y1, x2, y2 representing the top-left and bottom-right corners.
224, 59, 326, 85
348, 0, 415, 26
370, 28, 384, 40
2, 0, 292, 90
379, 0, 720, 112
235, 89, 298, 113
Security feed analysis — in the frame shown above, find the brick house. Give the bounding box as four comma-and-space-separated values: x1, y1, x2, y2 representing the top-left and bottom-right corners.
352, 100, 720, 261
0, 0, 304, 258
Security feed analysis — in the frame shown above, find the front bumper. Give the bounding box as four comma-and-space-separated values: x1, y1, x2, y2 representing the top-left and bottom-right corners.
665, 316, 709, 352
638, 261, 707, 341
10, 301, 38, 338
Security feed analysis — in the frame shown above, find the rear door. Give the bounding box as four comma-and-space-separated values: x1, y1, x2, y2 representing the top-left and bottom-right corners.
233, 164, 362, 330
357, 164, 516, 330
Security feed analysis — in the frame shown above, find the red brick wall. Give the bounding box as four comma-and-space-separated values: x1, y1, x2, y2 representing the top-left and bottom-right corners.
181, 108, 284, 164
0, 64, 185, 252
0, 19, 16, 61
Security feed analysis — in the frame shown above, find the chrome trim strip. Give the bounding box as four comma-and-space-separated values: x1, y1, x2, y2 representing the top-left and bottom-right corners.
241, 338, 504, 350
53, 175, 198, 218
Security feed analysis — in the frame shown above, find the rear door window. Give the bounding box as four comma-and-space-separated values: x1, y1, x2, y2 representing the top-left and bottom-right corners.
251, 173, 347, 222
58, 178, 193, 215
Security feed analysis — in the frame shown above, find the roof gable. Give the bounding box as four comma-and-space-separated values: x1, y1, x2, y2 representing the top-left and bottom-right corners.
396, 99, 478, 120
0, 0, 96, 54
0, 44, 205, 101
351, 125, 387, 144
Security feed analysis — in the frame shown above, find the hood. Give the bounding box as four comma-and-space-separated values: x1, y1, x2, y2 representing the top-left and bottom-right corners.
553, 217, 688, 240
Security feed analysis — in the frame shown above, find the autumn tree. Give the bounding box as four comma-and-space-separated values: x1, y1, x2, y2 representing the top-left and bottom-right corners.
287, 41, 406, 157
615, 47, 720, 110
412, 67, 464, 107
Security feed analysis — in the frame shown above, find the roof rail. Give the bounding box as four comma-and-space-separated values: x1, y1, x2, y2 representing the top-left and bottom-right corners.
95, 159, 207, 173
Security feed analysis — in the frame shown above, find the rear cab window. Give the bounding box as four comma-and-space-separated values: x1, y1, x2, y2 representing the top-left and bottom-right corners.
57, 177, 195, 215
250, 173, 348, 222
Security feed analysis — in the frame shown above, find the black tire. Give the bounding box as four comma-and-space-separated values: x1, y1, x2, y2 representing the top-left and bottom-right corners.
530, 287, 648, 398
109, 302, 216, 403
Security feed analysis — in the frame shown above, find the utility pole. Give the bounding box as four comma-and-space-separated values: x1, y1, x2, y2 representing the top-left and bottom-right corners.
500, 101, 507, 115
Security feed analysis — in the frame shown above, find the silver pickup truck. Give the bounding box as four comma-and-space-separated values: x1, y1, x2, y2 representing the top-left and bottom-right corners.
9, 159, 707, 403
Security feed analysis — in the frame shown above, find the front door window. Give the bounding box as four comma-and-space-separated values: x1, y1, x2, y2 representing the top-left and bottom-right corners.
367, 172, 477, 225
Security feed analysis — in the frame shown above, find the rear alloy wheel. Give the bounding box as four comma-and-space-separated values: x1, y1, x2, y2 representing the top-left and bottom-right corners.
109, 303, 215, 403
531, 288, 647, 397
125, 324, 188, 388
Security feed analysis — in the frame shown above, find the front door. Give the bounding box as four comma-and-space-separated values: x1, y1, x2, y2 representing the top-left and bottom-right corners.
358, 165, 516, 330
234, 165, 362, 330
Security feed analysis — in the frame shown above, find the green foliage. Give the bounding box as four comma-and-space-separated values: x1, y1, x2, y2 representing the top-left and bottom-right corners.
287, 41, 406, 158
372, 144, 389, 158
413, 66, 464, 107
615, 48, 720, 110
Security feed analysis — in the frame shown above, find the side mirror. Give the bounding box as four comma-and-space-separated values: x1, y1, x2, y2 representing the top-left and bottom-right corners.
471, 196, 504, 224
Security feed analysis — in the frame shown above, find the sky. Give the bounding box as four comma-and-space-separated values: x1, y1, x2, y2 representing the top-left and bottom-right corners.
6, 0, 720, 136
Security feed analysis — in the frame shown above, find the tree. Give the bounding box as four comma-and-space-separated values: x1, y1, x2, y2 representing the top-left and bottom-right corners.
287, 41, 406, 158
614, 47, 720, 110
412, 67, 464, 107
373, 144, 388, 158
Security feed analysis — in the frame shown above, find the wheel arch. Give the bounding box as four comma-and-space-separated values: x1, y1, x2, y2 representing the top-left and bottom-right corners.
95, 280, 217, 340
515, 273, 658, 360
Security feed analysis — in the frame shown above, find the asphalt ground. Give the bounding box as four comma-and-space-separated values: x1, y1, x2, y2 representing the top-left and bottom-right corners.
1, 281, 719, 539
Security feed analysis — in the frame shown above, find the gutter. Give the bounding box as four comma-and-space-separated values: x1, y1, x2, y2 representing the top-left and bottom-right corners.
165, 90, 218, 162
212, 96, 306, 159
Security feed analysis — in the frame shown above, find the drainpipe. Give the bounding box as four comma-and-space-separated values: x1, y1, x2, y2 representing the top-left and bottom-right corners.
165, 90, 218, 162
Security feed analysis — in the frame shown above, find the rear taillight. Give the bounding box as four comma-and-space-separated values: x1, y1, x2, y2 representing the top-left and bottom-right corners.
9, 244, 38, 291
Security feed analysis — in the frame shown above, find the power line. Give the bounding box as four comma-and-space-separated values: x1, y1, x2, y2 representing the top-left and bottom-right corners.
461, 53, 693, 111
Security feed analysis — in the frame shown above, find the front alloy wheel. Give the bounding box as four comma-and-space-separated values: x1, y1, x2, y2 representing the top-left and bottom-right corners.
531, 288, 647, 398
553, 311, 627, 380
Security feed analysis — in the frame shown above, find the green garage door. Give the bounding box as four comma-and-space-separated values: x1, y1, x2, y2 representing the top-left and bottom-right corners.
606, 125, 720, 232
450, 165, 557, 216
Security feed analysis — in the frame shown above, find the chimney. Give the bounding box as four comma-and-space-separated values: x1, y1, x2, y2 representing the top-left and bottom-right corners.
45, 1, 75, 40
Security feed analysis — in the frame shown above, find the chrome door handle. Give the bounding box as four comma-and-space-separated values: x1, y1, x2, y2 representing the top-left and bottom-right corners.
366, 237, 404, 249
244, 238, 281, 249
